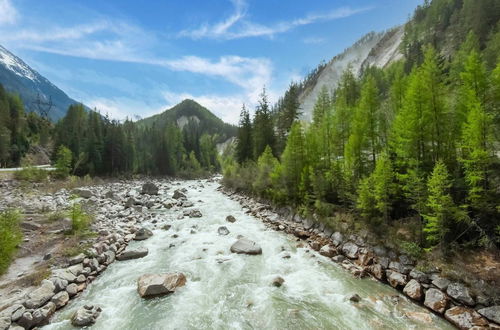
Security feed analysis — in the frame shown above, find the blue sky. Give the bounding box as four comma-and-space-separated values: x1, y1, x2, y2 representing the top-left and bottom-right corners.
0, 0, 422, 123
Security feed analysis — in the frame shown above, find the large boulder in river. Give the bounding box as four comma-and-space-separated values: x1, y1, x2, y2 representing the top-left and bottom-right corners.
403, 279, 423, 300
172, 190, 186, 200
217, 226, 230, 236
24, 280, 55, 309
444, 306, 488, 330
117, 247, 149, 261
386, 270, 408, 289
134, 227, 153, 241
137, 273, 186, 298
71, 305, 102, 327
188, 209, 202, 218
424, 288, 448, 314
141, 182, 159, 195
446, 282, 475, 306
230, 238, 262, 255
226, 215, 236, 223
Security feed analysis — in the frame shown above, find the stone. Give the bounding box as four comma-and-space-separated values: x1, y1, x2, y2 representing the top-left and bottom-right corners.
71, 305, 102, 327
137, 273, 186, 298
226, 215, 236, 223
69, 253, 85, 265
117, 247, 149, 261
76, 274, 86, 283
51, 291, 70, 309
52, 268, 76, 283
32, 302, 56, 326
103, 250, 116, 264
10, 305, 25, 322
447, 282, 475, 306
369, 263, 385, 280
0, 316, 10, 330
272, 276, 285, 287
16, 312, 33, 329
341, 242, 359, 259
50, 277, 68, 292
432, 276, 451, 291
319, 245, 336, 258
331, 232, 343, 247
172, 190, 186, 200
424, 288, 448, 314
134, 227, 153, 241
403, 279, 423, 300
24, 280, 55, 309
66, 283, 78, 297
20, 221, 41, 231
478, 306, 500, 324
73, 189, 92, 198
386, 270, 408, 289
332, 255, 345, 263
409, 269, 429, 283
189, 209, 202, 218
217, 226, 230, 236
349, 294, 361, 302
444, 306, 488, 330
230, 238, 262, 255
141, 182, 159, 195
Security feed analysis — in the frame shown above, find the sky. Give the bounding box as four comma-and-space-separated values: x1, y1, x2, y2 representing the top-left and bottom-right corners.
0, 0, 422, 124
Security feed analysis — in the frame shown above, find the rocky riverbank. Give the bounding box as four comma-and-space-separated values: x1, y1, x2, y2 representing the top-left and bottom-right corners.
0, 178, 199, 329
220, 187, 500, 330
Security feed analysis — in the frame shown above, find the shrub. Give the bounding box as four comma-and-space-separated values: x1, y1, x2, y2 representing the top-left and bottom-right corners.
14, 166, 48, 182
0, 210, 22, 274
68, 202, 92, 234
54, 145, 72, 179
399, 240, 424, 260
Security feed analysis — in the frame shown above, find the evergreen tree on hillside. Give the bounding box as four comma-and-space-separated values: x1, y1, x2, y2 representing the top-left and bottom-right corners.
253, 88, 275, 158
236, 104, 253, 163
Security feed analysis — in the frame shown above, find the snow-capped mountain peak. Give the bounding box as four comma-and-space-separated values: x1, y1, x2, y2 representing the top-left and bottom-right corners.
0, 45, 38, 82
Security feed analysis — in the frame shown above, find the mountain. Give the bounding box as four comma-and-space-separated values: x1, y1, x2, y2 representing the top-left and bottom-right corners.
0, 45, 80, 120
298, 26, 404, 121
139, 99, 237, 142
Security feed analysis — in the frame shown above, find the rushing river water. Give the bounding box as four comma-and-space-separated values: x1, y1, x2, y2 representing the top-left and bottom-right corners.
45, 179, 453, 330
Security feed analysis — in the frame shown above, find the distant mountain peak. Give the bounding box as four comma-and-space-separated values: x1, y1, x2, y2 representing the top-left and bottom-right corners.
0, 44, 81, 120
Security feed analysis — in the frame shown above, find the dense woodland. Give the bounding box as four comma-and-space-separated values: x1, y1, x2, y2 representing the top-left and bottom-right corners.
224, 0, 500, 251
0, 90, 229, 177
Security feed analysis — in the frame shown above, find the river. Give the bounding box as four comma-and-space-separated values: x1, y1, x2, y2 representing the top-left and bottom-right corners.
45, 179, 453, 329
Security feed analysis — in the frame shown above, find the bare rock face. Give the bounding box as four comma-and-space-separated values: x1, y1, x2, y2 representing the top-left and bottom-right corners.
71, 305, 102, 327
141, 182, 159, 195
230, 238, 262, 255
424, 288, 448, 314
137, 273, 186, 298
403, 279, 423, 301
446, 282, 475, 306
134, 227, 153, 241
478, 306, 500, 324
341, 242, 359, 259
444, 306, 488, 330
24, 280, 55, 309
116, 247, 149, 261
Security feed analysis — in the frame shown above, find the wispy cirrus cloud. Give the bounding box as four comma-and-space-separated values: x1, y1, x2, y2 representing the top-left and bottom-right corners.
178, 1, 372, 40
0, 0, 17, 25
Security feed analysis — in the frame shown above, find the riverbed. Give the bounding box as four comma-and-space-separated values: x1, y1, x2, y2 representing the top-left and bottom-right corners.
45, 179, 453, 329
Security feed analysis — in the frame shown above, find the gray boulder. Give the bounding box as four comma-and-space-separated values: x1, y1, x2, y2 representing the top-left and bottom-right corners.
217, 226, 230, 236
72, 189, 92, 199
0, 316, 10, 330
24, 280, 55, 309
189, 209, 202, 218
141, 182, 159, 195
230, 238, 262, 255
137, 273, 186, 298
424, 288, 448, 314
32, 302, 56, 326
226, 215, 236, 223
172, 190, 186, 200
444, 306, 488, 330
386, 270, 408, 289
71, 305, 102, 327
446, 282, 475, 306
478, 305, 500, 324
134, 227, 153, 241
51, 291, 70, 309
319, 245, 336, 258
331, 232, 343, 247
341, 242, 359, 259
403, 279, 423, 300
272, 276, 285, 287
117, 247, 149, 261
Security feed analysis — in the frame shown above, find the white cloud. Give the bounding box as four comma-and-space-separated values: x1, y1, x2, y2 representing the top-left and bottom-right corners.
178, 1, 371, 40
84, 97, 166, 121
0, 0, 17, 26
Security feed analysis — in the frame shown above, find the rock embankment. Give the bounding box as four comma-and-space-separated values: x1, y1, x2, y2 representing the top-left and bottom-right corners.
220, 186, 500, 330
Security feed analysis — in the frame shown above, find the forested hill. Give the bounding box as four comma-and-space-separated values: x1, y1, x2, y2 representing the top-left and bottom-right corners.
139, 99, 237, 143
0, 45, 82, 120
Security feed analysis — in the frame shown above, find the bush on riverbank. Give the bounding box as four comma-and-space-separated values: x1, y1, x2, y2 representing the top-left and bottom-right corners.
68, 202, 92, 235
0, 209, 23, 274
14, 166, 49, 182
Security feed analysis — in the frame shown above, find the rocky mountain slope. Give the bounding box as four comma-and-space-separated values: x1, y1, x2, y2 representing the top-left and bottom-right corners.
299, 26, 404, 120
0, 45, 80, 120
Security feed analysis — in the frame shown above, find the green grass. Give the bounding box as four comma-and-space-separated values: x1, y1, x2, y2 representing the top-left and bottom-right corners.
0, 209, 23, 275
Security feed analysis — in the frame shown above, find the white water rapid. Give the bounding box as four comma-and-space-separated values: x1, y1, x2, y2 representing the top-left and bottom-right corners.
45, 179, 453, 329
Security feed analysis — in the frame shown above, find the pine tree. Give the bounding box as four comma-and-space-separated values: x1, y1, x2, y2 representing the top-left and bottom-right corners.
280, 122, 306, 205
253, 88, 275, 158
253, 145, 279, 198
235, 104, 253, 163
